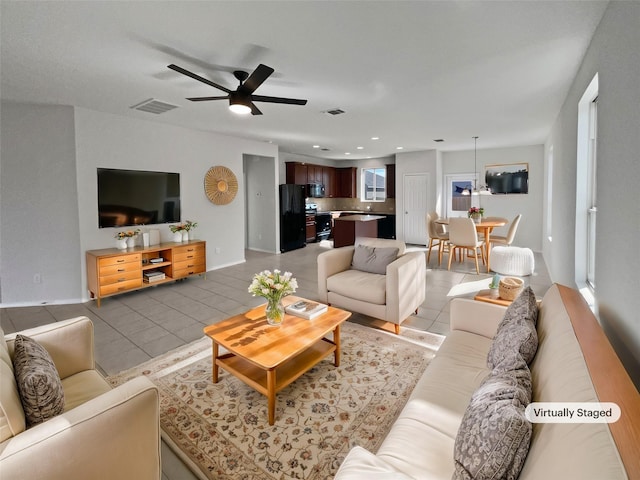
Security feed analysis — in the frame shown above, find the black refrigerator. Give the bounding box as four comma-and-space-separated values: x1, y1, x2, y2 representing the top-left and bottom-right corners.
279, 184, 306, 253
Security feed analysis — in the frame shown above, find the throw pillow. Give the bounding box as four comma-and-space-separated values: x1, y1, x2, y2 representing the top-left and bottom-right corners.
12, 335, 65, 427
487, 322, 538, 369
351, 245, 399, 275
497, 286, 538, 331
453, 369, 532, 480
487, 286, 539, 369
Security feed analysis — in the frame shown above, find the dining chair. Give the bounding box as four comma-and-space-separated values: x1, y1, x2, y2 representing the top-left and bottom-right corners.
426, 211, 449, 266
447, 217, 486, 274
489, 214, 522, 247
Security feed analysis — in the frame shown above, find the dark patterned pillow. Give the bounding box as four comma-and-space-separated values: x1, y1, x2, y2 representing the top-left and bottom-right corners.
12, 335, 65, 427
487, 287, 539, 369
453, 369, 532, 480
497, 286, 538, 331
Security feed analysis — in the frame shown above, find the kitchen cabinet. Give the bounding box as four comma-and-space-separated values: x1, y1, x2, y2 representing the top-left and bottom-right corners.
336, 167, 357, 198
323, 166, 336, 197
307, 164, 323, 184
285, 162, 356, 198
285, 162, 308, 185
305, 213, 316, 242
333, 215, 384, 248
386, 164, 396, 199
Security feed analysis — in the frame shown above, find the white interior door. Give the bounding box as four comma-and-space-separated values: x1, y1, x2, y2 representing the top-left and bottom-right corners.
403, 173, 429, 245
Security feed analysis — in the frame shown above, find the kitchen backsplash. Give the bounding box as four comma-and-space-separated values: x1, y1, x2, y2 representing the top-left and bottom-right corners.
310, 197, 396, 213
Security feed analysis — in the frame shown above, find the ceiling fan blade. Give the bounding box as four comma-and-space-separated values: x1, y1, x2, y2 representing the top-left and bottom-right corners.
240, 64, 274, 95
251, 95, 307, 106
168, 64, 231, 93
186, 96, 229, 102
250, 102, 263, 115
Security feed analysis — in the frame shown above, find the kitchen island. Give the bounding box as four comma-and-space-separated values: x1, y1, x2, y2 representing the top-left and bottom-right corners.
333, 214, 385, 247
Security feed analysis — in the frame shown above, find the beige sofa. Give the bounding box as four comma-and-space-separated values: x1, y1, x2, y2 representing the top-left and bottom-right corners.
0, 316, 161, 479
318, 237, 426, 334
335, 284, 640, 479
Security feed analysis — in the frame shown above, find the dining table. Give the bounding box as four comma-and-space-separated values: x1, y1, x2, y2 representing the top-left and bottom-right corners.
435, 217, 509, 273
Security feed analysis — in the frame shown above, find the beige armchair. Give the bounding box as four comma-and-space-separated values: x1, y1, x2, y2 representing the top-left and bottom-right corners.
318, 237, 426, 334
0, 317, 161, 479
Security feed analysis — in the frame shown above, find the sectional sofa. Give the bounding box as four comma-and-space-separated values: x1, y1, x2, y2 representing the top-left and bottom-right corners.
335, 284, 640, 479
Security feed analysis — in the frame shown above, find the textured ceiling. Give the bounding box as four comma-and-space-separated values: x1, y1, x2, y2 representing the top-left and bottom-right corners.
0, 1, 608, 159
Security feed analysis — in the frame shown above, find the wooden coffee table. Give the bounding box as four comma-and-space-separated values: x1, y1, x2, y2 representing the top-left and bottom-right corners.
203, 296, 351, 425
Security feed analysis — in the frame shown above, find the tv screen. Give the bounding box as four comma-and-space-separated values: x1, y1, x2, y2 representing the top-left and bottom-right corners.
97, 168, 181, 228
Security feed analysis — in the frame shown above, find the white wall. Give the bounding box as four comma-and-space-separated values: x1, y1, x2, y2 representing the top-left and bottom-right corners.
544, 1, 640, 386
1, 103, 83, 305
442, 145, 544, 251
0, 104, 278, 305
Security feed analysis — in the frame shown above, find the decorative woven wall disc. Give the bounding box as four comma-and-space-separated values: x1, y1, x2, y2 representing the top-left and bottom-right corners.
204, 166, 238, 205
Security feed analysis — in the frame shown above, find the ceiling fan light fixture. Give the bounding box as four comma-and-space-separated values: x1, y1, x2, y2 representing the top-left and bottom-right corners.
229, 93, 252, 114
229, 103, 251, 115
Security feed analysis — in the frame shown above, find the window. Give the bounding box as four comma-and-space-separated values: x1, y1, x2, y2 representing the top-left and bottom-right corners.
361, 167, 386, 201
575, 73, 598, 299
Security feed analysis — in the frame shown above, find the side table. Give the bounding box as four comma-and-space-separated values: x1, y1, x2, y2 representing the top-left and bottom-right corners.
473, 289, 513, 307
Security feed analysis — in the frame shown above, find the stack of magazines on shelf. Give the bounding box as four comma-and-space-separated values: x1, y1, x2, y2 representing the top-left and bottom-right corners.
285, 299, 328, 319
143, 270, 165, 283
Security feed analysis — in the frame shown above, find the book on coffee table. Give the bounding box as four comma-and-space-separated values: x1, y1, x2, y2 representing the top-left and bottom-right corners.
285, 300, 328, 319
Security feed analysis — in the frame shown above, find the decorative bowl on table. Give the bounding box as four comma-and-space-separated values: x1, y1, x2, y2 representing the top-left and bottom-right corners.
499, 277, 524, 301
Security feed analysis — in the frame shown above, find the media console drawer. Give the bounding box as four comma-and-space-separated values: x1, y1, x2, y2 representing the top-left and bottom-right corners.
86, 241, 206, 307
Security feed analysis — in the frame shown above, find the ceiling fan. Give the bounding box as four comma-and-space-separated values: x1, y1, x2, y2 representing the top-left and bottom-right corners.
168, 63, 307, 115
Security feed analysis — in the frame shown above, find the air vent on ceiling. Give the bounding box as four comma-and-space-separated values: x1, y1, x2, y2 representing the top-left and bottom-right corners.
130, 98, 179, 114
321, 148, 330, 151
433, 139, 445, 143
324, 108, 345, 116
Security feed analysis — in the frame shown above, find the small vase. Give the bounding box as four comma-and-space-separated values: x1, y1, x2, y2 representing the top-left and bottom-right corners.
265, 298, 285, 326
471, 214, 482, 224
172, 231, 183, 242
126, 236, 136, 248
115, 239, 127, 250
182, 231, 189, 242
188, 230, 196, 240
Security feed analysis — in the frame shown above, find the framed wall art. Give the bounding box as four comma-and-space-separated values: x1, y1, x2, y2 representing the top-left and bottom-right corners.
484, 163, 529, 194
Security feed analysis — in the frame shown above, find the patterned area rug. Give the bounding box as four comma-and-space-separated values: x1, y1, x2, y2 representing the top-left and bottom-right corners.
108, 322, 444, 479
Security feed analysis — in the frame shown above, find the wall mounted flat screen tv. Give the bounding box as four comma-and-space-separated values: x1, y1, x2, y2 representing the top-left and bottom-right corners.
97, 168, 181, 228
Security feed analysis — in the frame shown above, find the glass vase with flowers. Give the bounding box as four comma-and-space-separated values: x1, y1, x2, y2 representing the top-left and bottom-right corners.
248, 270, 298, 326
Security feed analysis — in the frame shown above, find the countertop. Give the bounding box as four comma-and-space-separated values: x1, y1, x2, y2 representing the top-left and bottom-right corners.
334, 214, 385, 222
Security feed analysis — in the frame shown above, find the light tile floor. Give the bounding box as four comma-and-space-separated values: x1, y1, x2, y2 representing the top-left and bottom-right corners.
0, 242, 551, 479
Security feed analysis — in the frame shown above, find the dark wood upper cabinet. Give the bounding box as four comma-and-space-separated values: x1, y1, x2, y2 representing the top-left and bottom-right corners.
386, 164, 396, 199
336, 167, 357, 198
323, 166, 336, 197
285, 162, 308, 185
285, 162, 356, 198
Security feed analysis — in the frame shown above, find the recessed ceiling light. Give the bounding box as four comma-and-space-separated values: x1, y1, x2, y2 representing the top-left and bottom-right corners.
371, 137, 380, 140
356, 146, 364, 150
396, 146, 404, 150
312, 145, 320, 148
345, 152, 351, 155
